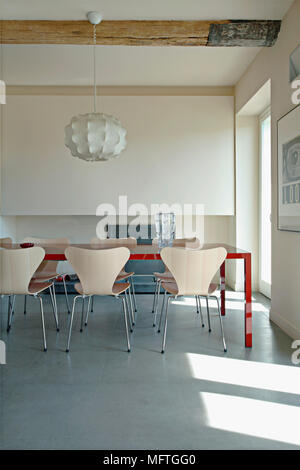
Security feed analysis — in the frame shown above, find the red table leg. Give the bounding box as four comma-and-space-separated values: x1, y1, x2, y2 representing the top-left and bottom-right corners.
244, 253, 252, 348
220, 261, 226, 316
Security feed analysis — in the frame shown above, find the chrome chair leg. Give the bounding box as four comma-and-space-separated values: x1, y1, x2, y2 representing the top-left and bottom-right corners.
36, 294, 47, 351
85, 296, 92, 326
154, 279, 161, 316
128, 286, 135, 325
66, 295, 81, 352
91, 295, 94, 313
198, 296, 205, 327
120, 295, 131, 352
152, 279, 158, 313
124, 290, 133, 332
214, 296, 227, 352
11, 295, 16, 316
49, 284, 55, 309
195, 295, 199, 314
161, 296, 172, 353
7, 295, 13, 332
80, 296, 85, 332
130, 277, 137, 312
7, 295, 10, 329
62, 276, 71, 314
7, 295, 16, 332
51, 284, 59, 331
206, 297, 211, 332
158, 290, 167, 333
153, 280, 161, 327
49, 285, 59, 331
24, 294, 27, 314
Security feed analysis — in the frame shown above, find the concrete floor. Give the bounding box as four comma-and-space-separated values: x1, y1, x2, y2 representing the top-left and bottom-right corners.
0, 290, 300, 450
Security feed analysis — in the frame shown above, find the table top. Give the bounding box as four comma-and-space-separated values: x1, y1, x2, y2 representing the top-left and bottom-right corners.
1, 242, 250, 260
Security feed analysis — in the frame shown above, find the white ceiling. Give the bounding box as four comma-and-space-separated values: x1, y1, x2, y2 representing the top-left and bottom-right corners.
1, 0, 294, 20
1, 0, 294, 87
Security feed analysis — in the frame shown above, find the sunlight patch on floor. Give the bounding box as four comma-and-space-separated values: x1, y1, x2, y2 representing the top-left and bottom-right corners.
171, 296, 269, 313
187, 353, 300, 395
200, 391, 300, 447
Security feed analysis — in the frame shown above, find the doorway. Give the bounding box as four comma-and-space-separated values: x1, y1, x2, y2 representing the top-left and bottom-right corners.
259, 108, 271, 298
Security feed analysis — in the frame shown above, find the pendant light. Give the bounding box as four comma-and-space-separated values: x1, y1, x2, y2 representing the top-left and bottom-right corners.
64, 12, 127, 162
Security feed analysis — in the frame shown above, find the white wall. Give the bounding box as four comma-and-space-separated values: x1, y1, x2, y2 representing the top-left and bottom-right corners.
0, 69, 16, 240
236, 0, 300, 338
2, 94, 234, 216
12, 214, 233, 244
0, 216, 17, 240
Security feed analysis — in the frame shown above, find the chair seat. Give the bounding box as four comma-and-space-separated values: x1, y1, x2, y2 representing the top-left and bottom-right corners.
32, 271, 58, 282
154, 271, 174, 282
161, 281, 178, 295
112, 282, 130, 295
74, 282, 130, 296
33, 272, 69, 282
161, 281, 218, 296
28, 280, 53, 295
116, 271, 134, 281
208, 283, 218, 295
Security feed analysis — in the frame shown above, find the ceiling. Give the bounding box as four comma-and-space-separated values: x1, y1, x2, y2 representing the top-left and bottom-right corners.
1, 0, 294, 20
1, 0, 294, 87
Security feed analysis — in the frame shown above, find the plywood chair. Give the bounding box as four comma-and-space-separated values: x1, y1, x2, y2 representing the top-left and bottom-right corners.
0, 247, 59, 351
158, 246, 227, 353
90, 237, 138, 320
65, 246, 132, 353
22, 237, 71, 314
1, 238, 14, 318
152, 237, 203, 326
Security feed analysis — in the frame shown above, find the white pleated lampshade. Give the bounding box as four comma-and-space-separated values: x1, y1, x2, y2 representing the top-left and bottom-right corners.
64, 112, 127, 162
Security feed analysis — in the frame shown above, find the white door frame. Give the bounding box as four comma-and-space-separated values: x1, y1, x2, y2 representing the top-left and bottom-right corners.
259, 106, 271, 298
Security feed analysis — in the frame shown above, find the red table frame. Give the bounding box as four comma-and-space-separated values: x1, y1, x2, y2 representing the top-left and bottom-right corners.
220, 252, 252, 348
44, 246, 252, 348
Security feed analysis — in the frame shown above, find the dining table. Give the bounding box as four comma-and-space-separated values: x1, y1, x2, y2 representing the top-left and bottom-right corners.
2, 242, 252, 348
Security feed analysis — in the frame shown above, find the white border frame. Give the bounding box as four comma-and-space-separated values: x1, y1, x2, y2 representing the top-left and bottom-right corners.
277, 104, 300, 232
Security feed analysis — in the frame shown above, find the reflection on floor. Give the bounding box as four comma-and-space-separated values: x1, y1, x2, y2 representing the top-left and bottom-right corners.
1, 290, 299, 450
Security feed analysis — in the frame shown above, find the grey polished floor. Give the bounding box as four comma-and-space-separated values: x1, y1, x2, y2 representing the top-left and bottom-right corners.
0, 290, 300, 450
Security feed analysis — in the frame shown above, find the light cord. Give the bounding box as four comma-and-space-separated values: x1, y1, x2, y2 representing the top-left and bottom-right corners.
93, 23, 96, 113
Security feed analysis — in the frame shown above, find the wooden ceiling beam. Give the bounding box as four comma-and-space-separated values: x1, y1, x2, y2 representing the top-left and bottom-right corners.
0, 20, 281, 47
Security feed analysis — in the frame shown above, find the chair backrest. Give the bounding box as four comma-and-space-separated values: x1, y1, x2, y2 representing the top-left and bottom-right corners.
161, 246, 227, 296
0, 247, 45, 295
65, 246, 130, 296
22, 237, 70, 274
152, 237, 201, 274
90, 237, 137, 249
0, 237, 12, 247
